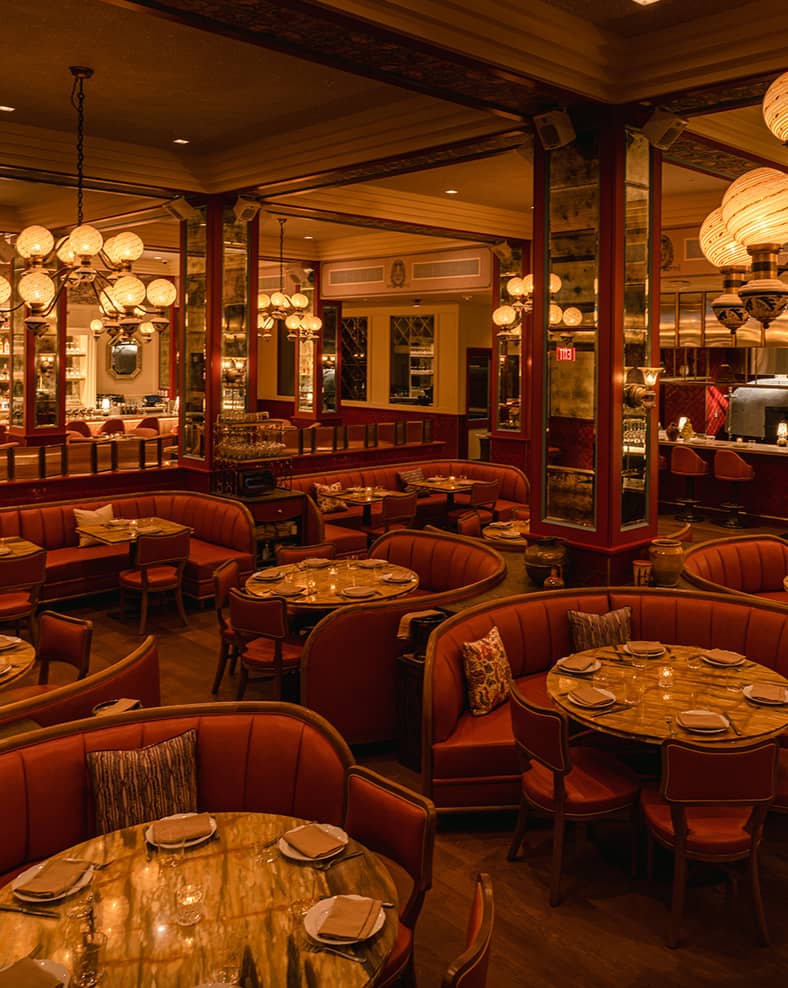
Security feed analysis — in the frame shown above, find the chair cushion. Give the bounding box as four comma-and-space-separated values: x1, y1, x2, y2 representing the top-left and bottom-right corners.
567, 606, 631, 651
462, 626, 511, 717
73, 503, 114, 546
640, 786, 755, 856
86, 729, 198, 834
377, 920, 413, 986
241, 638, 303, 670
0, 592, 33, 617
119, 565, 180, 589
523, 747, 639, 816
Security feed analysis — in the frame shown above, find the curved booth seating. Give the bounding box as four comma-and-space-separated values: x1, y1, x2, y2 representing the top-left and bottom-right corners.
0, 491, 256, 603
0, 701, 437, 983
423, 588, 788, 812
682, 535, 788, 607
301, 530, 506, 744
0, 635, 160, 738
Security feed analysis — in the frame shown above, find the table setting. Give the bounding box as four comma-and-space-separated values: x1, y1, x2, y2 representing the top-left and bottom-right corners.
245, 559, 419, 608
0, 636, 36, 691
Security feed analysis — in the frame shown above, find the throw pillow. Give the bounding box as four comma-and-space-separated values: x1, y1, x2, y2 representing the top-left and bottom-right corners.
567, 606, 632, 652
73, 503, 114, 547
313, 481, 346, 513
87, 729, 198, 834
398, 466, 425, 493
462, 626, 511, 717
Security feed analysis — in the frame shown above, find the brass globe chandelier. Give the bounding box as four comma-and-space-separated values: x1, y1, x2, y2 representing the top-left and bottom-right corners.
257, 217, 321, 342
0, 67, 177, 339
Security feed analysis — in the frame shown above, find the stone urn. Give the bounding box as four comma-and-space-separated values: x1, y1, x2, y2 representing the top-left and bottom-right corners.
525, 537, 569, 588
649, 538, 684, 587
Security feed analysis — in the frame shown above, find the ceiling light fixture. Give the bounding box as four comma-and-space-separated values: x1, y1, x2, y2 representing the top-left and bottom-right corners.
258, 217, 321, 342
698, 206, 751, 337
0, 106, 15, 113
0, 67, 177, 339
173, 138, 190, 145
763, 71, 788, 143
493, 272, 563, 335
444, 189, 459, 195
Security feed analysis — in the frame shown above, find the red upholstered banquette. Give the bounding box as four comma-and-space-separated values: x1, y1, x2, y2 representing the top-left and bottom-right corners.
682, 535, 788, 606
0, 491, 256, 602
423, 588, 788, 812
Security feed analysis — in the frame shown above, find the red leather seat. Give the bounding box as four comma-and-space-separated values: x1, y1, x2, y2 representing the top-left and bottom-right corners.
0, 548, 47, 641
713, 448, 755, 528
363, 492, 419, 545
119, 530, 190, 634
229, 589, 303, 701
670, 445, 708, 522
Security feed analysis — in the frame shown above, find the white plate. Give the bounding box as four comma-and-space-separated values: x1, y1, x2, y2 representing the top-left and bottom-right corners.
0, 636, 21, 651
556, 657, 601, 675
0, 547, 12, 557
145, 813, 217, 849
496, 530, 523, 540
676, 709, 730, 733
623, 643, 665, 658
13, 860, 94, 903
36, 960, 71, 985
567, 687, 616, 709
304, 895, 385, 945
743, 684, 788, 706
381, 572, 414, 584
701, 653, 745, 668
278, 824, 349, 862
341, 586, 378, 598
299, 558, 332, 569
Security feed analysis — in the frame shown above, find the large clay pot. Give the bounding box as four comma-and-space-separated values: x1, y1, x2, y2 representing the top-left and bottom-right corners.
649, 538, 684, 587
525, 537, 569, 587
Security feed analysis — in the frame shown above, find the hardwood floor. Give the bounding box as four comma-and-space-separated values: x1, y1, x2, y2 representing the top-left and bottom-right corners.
31, 516, 788, 987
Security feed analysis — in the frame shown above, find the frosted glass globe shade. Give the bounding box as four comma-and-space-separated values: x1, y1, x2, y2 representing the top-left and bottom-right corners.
257, 293, 270, 310
290, 292, 309, 311
492, 304, 517, 327
763, 71, 788, 144
18, 270, 56, 306
113, 275, 146, 307
522, 274, 534, 295
16, 225, 55, 260
285, 314, 302, 330
304, 314, 322, 333
549, 302, 563, 326
699, 207, 750, 268
0, 276, 11, 305
102, 236, 118, 262
549, 273, 563, 294
56, 240, 77, 265
721, 167, 788, 247
506, 277, 525, 298
68, 224, 104, 257
112, 231, 144, 262
146, 278, 177, 307
562, 306, 583, 327
270, 291, 290, 310
90, 319, 104, 333
139, 321, 156, 340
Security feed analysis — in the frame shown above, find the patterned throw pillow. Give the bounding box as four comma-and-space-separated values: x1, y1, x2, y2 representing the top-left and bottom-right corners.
87, 730, 198, 834
398, 466, 425, 493
567, 606, 632, 652
73, 503, 114, 547
462, 626, 512, 717
313, 481, 346, 513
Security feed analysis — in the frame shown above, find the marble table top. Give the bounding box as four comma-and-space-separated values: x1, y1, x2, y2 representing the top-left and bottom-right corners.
245, 559, 419, 609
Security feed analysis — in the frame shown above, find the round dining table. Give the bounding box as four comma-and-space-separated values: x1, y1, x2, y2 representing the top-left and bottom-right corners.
547, 644, 788, 746
0, 811, 398, 987
245, 559, 419, 609
0, 639, 35, 692
481, 520, 530, 549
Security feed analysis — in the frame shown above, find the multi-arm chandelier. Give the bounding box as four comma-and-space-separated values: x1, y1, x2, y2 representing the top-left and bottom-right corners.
258, 217, 322, 342
493, 272, 578, 335
0, 67, 176, 339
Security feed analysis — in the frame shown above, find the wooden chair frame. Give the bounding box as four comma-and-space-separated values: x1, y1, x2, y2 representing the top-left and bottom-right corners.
442, 873, 494, 988
211, 559, 240, 694
36, 610, 93, 685
119, 531, 189, 634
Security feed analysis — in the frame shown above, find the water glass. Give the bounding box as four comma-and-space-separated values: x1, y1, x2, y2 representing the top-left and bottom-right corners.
175, 882, 204, 926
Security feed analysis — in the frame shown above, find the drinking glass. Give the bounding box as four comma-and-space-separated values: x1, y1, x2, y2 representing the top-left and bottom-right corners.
175, 882, 205, 926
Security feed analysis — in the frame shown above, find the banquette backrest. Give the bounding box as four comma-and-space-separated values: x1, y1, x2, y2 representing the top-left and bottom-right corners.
369, 529, 506, 593
0, 703, 354, 884
682, 535, 788, 599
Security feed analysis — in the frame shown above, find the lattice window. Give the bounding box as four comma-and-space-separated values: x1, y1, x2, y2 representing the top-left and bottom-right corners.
390, 314, 435, 405
341, 316, 368, 401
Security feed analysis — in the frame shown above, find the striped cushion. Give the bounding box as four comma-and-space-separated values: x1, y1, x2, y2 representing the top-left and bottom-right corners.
87, 730, 198, 834
567, 606, 631, 652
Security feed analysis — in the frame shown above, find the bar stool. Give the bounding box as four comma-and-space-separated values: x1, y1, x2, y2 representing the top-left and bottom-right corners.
670, 445, 708, 522
713, 448, 754, 528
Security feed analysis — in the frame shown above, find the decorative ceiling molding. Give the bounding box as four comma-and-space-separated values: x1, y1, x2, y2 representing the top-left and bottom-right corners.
665, 132, 786, 181
662, 72, 781, 117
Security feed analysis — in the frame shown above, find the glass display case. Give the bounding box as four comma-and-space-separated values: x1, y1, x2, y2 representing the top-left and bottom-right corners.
220, 213, 249, 416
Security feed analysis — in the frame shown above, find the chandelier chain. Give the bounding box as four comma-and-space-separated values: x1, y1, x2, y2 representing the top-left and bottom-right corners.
71, 73, 87, 227
278, 217, 286, 290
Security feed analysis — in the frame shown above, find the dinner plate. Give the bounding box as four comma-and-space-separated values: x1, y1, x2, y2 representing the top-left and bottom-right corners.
701, 653, 745, 668
276, 586, 307, 598
623, 642, 665, 658
556, 656, 601, 675
743, 684, 788, 705
382, 572, 414, 584
0, 635, 21, 651
487, 522, 511, 529
496, 530, 523, 540
676, 709, 730, 733
251, 569, 284, 582
567, 687, 616, 709
0, 547, 12, 557
106, 519, 130, 528
135, 526, 161, 535
13, 860, 94, 903
145, 813, 218, 849
278, 823, 349, 862
304, 895, 385, 945
299, 558, 332, 569
341, 585, 378, 598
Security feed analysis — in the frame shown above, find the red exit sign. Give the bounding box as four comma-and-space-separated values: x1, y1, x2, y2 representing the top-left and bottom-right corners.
556, 345, 576, 361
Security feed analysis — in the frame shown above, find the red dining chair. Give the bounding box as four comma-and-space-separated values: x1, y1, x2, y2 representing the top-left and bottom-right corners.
65, 419, 92, 437
0, 548, 47, 643
442, 873, 495, 988
97, 417, 126, 436
507, 685, 640, 906
275, 542, 336, 565
641, 739, 777, 947
36, 610, 92, 684
210, 559, 240, 695
362, 492, 418, 545
447, 479, 500, 530
119, 530, 190, 634
454, 511, 482, 539
343, 766, 436, 987
228, 589, 304, 701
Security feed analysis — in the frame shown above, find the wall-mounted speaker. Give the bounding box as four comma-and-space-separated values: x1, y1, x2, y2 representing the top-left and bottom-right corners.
233, 195, 261, 223
164, 197, 201, 221
641, 108, 688, 150
533, 110, 576, 150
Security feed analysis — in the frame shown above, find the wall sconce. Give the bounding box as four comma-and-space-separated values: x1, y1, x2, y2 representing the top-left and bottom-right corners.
777, 420, 788, 447
638, 366, 663, 388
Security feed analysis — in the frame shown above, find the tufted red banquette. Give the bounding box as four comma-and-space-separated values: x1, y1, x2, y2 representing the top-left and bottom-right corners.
0, 491, 256, 602
423, 588, 788, 812
682, 535, 788, 606
301, 530, 506, 744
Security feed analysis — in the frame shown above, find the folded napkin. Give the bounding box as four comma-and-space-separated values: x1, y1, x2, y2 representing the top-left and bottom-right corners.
702, 648, 744, 666
150, 813, 213, 845
569, 684, 614, 708
16, 859, 90, 899
0, 959, 63, 988
627, 641, 663, 655
93, 697, 142, 717
318, 895, 381, 942
251, 569, 283, 581
300, 558, 332, 569
397, 609, 444, 639
136, 525, 160, 535
357, 558, 385, 569
558, 654, 597, 673
677, 710, 728, 730
284, 824, 345, 859
749, 683, 787, 703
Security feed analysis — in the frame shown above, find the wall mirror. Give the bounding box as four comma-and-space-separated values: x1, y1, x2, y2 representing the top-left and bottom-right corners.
107, 340, 142, 380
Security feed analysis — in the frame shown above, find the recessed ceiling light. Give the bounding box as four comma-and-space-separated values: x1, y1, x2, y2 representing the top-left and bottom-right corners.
0, 106, 15, 113
173, 138, 190, 145
303, 235, 313, 240
632, 0, 661, 5
444, 189, 459, 195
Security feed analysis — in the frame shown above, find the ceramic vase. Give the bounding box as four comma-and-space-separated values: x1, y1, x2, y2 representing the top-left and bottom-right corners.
649, 538, 683, 587
524, 537, 569, 588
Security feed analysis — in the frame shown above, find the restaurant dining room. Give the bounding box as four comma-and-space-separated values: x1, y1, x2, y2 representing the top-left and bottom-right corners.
0, 0, 787, 986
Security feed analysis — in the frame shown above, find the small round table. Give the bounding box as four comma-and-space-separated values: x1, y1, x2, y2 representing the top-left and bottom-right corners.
0, 811, 398, 987
482, 520, 530, 549
245, 561, 419, 609
547, 644, 788, 746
